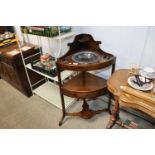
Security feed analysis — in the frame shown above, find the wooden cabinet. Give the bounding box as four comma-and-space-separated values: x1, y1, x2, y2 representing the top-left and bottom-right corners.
0, 61, 21, 90
0, 43, 44, 97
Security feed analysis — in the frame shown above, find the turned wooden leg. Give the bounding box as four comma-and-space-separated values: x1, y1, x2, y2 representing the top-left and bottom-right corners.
82, 99, 89, 111
80, 99, 94, 119
59, 92, 66, 126
106, 95, 120, 129
108, 92, 112, 114
59, 108, 66, 126
59, 113, 65, 126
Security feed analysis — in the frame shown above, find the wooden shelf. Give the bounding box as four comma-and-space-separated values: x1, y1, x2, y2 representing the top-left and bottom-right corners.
61, 72, 107, 98
33, 81, 76, 109
26, 63, 74, 82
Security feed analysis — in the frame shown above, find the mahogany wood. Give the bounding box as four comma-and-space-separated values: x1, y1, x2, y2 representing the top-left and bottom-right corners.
0, 43, 44, 97
0, 27, 5, 34
66, 99, 109, 119
56, 34, 116, 126
61, 72, 107, 98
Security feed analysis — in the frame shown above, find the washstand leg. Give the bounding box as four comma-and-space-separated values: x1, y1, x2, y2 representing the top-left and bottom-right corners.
82, 99, 89, 111
59, 113, 65, 126
59, 93, 66, 126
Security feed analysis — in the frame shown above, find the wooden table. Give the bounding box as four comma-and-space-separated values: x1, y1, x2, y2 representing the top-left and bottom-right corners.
106, 69, 155, 129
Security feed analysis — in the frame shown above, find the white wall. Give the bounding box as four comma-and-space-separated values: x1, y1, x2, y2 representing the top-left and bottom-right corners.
140, 26, 155, 68
79, 26, 151, 68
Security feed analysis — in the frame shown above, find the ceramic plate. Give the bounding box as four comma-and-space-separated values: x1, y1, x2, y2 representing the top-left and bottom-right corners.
128, 76, 153, 91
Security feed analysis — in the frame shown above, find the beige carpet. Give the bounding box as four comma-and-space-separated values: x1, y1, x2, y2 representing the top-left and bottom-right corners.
0, 79, 154, 129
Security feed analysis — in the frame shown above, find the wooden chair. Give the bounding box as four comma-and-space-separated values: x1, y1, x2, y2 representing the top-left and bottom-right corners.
56, 34, 116, 126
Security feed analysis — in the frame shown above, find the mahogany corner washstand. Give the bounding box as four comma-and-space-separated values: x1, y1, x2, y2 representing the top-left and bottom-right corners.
56, 34, 116, 126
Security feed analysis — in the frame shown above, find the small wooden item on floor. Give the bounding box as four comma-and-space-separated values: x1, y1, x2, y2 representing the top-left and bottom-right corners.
56, 34, 116, 126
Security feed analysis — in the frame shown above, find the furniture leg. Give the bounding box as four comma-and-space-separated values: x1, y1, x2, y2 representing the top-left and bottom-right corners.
80, 99, 94, 119
108, 92, 112, 114
57, 66, 67, 126
106, 95, 120, 129
107, 62, 115, 115
59, 92, 66, 126
82, 99, 89, 110
59, 113, 65, 126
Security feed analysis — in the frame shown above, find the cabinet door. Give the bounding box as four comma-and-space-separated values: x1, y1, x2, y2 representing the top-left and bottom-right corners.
0, 61, 22, 90
0, 62, 8, 80
0, 62, 2, 78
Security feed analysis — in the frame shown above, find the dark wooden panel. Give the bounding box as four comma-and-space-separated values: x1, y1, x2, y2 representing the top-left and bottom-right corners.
0, 43, 42, 97
27, 69, 46, 89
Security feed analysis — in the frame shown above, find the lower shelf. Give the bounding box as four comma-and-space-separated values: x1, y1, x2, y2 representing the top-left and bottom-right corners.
26, 63, 74, 82
33, 81, 75, 109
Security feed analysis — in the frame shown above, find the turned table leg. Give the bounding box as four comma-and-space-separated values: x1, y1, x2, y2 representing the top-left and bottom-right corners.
106, 95, 120, 129
108, 92, 112, 114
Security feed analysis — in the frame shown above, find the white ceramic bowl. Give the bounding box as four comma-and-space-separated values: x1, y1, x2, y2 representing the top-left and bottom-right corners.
139, 67, 155, 79
143, 67, 155, 74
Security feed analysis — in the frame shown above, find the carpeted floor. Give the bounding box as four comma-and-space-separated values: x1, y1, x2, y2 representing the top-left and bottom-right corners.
0, 79, 154, 129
